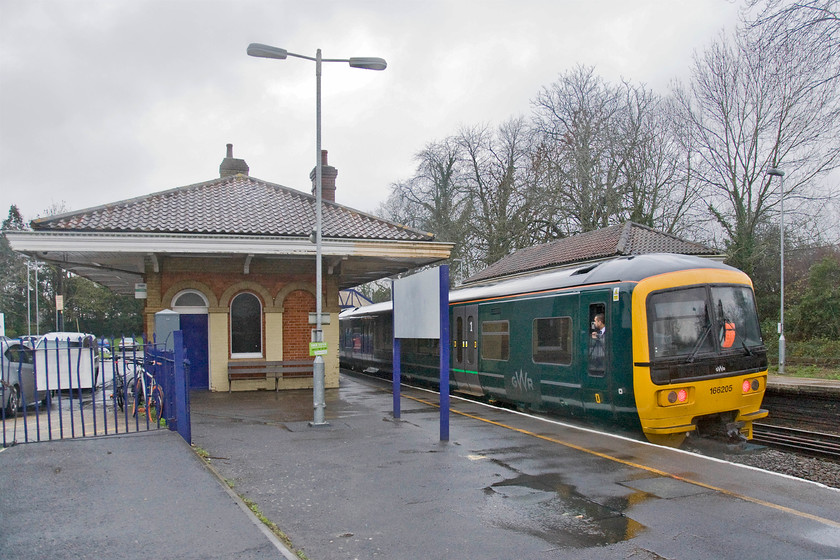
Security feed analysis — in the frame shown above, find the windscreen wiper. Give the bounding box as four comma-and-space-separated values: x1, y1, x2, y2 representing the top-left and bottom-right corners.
685, 320, 712, 363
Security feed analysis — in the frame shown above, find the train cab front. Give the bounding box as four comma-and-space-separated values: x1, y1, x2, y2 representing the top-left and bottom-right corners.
631, 269, 769, 447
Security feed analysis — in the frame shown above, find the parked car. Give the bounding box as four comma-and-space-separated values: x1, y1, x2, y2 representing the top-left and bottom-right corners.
1, 338, 47, 415
117, 336, 137, 351
19, 335, 40, 347
32, 332, 100, 390
96, 338, 113, 360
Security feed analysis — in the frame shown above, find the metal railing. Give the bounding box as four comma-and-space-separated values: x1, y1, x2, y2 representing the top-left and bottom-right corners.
1, 331, 190, 447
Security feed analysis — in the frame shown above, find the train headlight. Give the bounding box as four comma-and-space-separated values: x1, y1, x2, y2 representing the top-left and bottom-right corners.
660, 387, 691, 406
741, 378, 761, 393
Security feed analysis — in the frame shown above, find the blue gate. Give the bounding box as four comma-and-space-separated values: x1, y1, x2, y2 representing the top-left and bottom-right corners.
1, 331, 191, 446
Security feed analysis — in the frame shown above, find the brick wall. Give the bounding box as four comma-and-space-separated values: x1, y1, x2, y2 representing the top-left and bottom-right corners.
143, 255, 341, 392
283, 290, 316, 360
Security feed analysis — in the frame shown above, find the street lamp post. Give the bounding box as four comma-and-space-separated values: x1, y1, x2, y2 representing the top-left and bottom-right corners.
767, 167, 785, 374
247, 43, 386, 426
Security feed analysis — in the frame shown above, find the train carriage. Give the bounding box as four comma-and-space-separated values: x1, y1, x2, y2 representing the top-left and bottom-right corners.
340, 253, 768, 446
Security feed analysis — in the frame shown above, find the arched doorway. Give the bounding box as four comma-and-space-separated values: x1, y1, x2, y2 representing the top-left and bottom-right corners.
172, 290, 210, 390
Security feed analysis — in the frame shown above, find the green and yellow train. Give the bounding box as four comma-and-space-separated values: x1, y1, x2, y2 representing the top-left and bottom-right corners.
339, 253, 768, 446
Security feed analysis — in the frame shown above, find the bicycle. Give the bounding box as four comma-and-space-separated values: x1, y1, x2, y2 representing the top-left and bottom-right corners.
128, 363, 164, 423
109, 355, 137, 412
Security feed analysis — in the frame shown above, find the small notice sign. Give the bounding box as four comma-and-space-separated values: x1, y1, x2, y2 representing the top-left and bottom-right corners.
309, 341, 328, 356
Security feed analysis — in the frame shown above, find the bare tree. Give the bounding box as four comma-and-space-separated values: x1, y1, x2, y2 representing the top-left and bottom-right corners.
458, 118, 534, 270
617, 82, 700, 235
377, 137, 472, 267
530, 66, 702, 240
745, 1, 839, 65
531, 65, 625, 236
672, 14, 840, 274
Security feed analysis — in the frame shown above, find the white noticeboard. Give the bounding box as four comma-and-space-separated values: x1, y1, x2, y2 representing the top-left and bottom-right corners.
393, 267, 442, 339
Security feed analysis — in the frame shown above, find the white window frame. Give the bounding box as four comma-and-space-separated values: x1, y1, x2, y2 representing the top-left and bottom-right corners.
171, 289, 209, 315
230, 292, 263, 359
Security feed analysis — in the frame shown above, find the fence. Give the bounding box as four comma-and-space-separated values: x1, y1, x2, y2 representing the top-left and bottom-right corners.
1, 331, 191, 447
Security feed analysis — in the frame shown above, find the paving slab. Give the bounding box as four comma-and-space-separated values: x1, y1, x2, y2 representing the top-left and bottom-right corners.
0, 430, 290, 559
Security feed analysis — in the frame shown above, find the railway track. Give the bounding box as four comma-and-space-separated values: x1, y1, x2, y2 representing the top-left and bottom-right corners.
752, 423, 840, 460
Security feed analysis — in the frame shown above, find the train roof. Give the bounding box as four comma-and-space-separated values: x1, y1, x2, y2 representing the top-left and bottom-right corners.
340, 253, 743, 318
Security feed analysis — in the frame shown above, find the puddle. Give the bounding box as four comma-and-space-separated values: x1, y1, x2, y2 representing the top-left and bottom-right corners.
482, 472, 646, 548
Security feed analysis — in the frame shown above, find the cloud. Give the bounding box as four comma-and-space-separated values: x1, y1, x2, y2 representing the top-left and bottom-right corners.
0, 0, 741, 221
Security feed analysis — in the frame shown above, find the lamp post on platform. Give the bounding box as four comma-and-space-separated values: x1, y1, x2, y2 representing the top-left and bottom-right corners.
247, 43, 386, 425
767, 167, 786, 374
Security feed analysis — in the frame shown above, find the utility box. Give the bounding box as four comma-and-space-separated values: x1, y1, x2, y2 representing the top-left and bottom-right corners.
155, 309, 180, 351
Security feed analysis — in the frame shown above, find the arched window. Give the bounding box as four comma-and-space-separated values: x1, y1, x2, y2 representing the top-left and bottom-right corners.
172, 290, 209, 314
231, 292, 262, 358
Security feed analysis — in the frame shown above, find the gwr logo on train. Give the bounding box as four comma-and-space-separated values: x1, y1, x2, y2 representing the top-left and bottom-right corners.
511, 369, 534, 393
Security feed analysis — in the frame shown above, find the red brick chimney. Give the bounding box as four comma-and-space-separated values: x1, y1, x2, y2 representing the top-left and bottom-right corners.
310, 150, 338, 202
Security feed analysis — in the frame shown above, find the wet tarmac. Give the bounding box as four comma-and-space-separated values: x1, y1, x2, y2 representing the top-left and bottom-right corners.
190, 371, 840, 559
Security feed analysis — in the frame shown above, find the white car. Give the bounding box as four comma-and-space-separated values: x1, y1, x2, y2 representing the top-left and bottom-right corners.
117, 336, 137, 351
32, 332, 100, 390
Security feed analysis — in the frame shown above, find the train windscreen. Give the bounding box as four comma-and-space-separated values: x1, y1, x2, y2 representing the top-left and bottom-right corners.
648, 285, 763, 362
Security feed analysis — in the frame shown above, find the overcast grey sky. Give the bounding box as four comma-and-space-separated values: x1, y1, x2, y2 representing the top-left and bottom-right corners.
0, 0, 742, 223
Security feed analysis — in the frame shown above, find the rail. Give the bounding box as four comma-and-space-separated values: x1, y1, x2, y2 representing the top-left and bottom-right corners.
752, 423, 840, 460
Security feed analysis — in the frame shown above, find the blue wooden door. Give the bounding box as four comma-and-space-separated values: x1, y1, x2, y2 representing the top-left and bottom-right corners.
180, 314, 209, 390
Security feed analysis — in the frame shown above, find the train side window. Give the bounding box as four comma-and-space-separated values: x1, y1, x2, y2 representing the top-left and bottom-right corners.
532, 317, 572, 365
481, 320, 509, 361
588, 303, 606, 377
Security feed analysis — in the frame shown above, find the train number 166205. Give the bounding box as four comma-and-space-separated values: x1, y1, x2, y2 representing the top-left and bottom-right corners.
710, 384, 733, 395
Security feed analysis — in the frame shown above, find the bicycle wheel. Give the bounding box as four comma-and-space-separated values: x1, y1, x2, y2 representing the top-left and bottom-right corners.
113, 373, 125, 411
149, 384, 164, 423
130, 374, 145, 418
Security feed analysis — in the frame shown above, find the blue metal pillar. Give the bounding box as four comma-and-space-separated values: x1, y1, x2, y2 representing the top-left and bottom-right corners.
392, 279, 401, 418
439, 265, 450, 441
392, 338, 401, 419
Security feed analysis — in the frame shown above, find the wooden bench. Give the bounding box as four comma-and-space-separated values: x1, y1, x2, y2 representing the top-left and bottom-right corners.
227, 359, 315, 392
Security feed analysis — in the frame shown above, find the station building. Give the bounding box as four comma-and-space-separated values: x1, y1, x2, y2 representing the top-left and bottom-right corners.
6, 145, 452, 392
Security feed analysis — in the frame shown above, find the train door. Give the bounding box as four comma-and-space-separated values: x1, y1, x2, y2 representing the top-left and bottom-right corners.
452, 304, 482, 395
580, 295, 614, 419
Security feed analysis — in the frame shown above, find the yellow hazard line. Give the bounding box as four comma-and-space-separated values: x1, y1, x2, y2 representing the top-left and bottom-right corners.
403, 392, 840, 530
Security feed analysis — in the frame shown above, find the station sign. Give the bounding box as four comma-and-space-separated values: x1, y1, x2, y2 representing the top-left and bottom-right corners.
308, 312, 331, 325
309, 341, 328, 356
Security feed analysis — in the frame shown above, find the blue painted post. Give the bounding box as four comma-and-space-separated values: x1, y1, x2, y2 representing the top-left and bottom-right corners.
173, 330, 191, 444
392, 279, 401, 419
439, 265, 450, 441
393, 338, 401, 419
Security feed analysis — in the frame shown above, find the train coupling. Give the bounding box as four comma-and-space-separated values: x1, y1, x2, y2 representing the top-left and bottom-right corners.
725, 421, 747, 442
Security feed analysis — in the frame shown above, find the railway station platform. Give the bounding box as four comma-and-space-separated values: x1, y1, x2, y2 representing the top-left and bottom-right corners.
2, 371, 837, 559
187, 371, 840, 559
767, 374, 840, 395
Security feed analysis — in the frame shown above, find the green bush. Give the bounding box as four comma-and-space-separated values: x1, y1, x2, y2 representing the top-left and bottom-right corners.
787, 256, 840, 341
